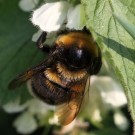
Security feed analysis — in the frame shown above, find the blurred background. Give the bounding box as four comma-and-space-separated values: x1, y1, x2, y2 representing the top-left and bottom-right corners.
0, 0, 133, 135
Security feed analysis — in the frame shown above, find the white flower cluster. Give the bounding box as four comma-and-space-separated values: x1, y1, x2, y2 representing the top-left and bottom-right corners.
3, 98, 54, 134
19, 0, 86, 32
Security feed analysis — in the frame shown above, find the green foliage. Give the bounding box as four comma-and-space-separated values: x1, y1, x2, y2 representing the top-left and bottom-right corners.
68, 0, 81, 5
113, 13, 135, 39
0, 0, 44, 104
82, 0, 135, 122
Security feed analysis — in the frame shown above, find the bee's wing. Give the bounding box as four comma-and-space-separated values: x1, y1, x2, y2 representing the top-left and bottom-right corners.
8, 57, 54, 89
55, 77, 90, 126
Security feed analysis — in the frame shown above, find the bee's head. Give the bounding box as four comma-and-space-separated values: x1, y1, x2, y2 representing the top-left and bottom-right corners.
55, 30, 102, 73
63, 46, 92, 69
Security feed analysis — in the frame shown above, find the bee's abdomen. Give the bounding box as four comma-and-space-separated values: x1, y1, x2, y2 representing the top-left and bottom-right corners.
31, 73, 70, 105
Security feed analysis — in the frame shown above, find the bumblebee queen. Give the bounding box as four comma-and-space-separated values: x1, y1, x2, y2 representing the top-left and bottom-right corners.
9, 1, 102, 125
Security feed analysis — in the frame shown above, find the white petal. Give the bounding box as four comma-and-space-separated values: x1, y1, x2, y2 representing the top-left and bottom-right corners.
3, 98, 27, 113
19, 0, 39, 12
32, 30, 42, 42
26, 99, 54, 114
14, 112, 38, 134
66, 4, 86, 30
114, 111, 129, 131
31, 1, 69, 32
91, 76, 127, 108
53, 120, 76, 134
92, 109, 102, 122
49, 115, 59, 125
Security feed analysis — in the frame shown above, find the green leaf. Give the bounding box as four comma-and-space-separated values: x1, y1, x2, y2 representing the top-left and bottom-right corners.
0, 0, 44, 104
113, 13, 135, 39
82, 0, 135, 122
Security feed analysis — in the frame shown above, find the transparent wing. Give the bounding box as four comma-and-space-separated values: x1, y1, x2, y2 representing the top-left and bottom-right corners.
55, 77, 90, 126
8, 60, 48, 89
8, 51, 59, 90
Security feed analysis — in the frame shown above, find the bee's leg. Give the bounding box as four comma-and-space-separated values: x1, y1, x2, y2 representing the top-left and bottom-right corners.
36, 32, 51, 53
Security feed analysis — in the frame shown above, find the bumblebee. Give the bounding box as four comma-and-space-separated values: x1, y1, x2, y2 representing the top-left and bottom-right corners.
8, 28, 102, 125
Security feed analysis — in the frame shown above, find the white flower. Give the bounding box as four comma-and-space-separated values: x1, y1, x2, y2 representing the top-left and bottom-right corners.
90, 76, 127, 109
82, 76, 128, 126
19, 0, 39, 12
31, 1, 69, 32
32, 30, 42, 42
26, 99, 54, 115
13, 112, 38, 134
3, 98, 27, 113
3, 98, 54, 134
66, 4, 86, 30
114, 110, 129, 131
31, 1, 86, 32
